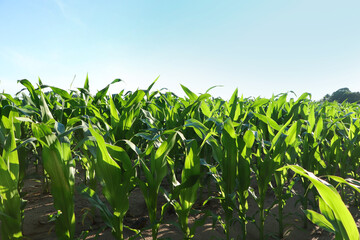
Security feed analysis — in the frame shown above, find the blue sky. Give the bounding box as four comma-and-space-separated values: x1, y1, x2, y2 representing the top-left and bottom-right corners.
1, 0, 359, 100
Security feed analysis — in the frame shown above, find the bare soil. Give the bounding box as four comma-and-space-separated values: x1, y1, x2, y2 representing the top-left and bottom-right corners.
13, 165, 360, 240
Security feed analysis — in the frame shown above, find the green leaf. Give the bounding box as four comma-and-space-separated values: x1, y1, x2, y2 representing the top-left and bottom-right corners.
243, 130, 255, 148
17, 79, 39, 106
178, 139, 201, 235
181, 84, 197, 101
14, 117, 33, 123
0, 117, 22, 239
314, 116, 323, 140
109, 95, 120, 126
285, 121, 300, 146
228, 88, 240, 121
151, 133, 177, 184
253, 112, 281, 131
283, 165, 359, 240
106, 144, 132, 171
145, 76, 159, 97
271, 116, 293, 148
110, 78, 122, 85
0, 93, 21, 106
50, 86, 72, 100
77, 185, 113, 229
184, 119, 208, 139
124, 90, 145, 108
303, 209, 335, 233
39, 91, 54, 122
295, 92, 311, 104
2, 117, 19, 179
308, 104, 316, 133
84, 73, 90, 91
41, 140, 75, 239
205, 85, 223, 93
221, 119, 237, 194
93, 79, 122, 103
251, 98, 269, 108
328, 176, 360, 194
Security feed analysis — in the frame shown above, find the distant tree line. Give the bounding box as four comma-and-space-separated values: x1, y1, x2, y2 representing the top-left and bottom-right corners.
322, 88, 360, 103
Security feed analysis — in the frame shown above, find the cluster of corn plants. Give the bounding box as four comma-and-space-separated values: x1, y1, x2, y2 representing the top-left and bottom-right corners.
0, 77, 359, 240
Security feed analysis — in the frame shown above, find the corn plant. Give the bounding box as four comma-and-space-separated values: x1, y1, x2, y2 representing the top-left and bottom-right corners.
108, 89, 145, 142
165, 139, 201, 239
0, 95, 31, 191
204, 118, 238, 239
32, 119, 76, 240
137, 132, 178, 239
3, 78, 360, 240
283, 165, 359, 240
0, 115, 23, 239
20, 86, 84, 239
249, 105, 300, 239
236, 129, 255, 240
88, 124, 137, 239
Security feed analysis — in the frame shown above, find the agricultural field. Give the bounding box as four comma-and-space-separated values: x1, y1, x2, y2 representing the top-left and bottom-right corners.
1, 78, 360, 240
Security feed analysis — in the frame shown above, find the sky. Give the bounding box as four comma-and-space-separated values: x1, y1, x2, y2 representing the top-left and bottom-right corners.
1, 0, 360, 100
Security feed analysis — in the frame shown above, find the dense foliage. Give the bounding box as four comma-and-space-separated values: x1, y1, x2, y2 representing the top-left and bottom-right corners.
322, 87, 360, 103
0, 78, 360, 240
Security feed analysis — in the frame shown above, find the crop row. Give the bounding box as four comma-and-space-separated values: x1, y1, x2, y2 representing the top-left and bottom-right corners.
0, 78, 359, 239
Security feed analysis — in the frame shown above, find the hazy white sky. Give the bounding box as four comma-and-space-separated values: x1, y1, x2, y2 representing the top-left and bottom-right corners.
1, 0, 359, 100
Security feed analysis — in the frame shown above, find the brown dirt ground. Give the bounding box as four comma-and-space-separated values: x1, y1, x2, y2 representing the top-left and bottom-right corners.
6, 165, 360, 240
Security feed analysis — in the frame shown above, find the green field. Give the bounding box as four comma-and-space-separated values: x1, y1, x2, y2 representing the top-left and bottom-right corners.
0, 78, 359, 240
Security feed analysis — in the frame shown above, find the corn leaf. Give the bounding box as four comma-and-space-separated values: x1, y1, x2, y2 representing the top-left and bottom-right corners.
284, 165, 359, 240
